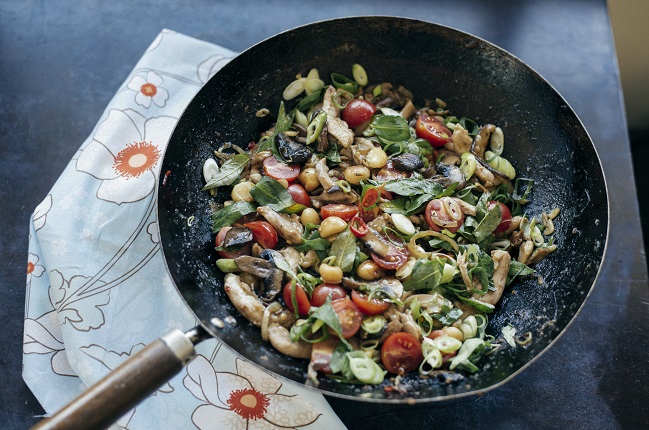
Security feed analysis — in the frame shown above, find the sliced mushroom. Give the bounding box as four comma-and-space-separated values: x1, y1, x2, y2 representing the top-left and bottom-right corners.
261, 268, 285, 303
222, 227, 253, 254
310, 189, 358, 208
268, 323, 312, 359
257, 206, 304, 245
233, 256, 272, 278
277, 133, 312, 164
392, 153, 424, 172
471, 124, 496, 159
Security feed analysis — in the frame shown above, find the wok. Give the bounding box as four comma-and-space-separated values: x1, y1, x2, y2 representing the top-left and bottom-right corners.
34, 16, 608, 429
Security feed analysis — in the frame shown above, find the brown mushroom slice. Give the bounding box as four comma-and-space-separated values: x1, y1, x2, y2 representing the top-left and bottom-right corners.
310, 189, 359, 209
471, 124, 496, 159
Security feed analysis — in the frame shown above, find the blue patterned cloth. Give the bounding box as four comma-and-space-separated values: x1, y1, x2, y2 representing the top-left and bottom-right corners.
23, 29, 345, 430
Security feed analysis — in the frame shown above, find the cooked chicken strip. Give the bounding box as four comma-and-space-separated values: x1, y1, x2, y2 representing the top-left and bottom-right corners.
257, 206, 304, 245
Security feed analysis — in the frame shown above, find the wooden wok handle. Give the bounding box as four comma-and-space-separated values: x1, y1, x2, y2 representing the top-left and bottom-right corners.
32, 329, 196, 430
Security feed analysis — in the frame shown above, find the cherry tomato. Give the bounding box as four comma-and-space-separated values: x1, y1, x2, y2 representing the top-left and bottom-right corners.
349, 216, 369, 237
311, 283, 348, 307
351, 290, 390, 315
415, 115, 452, 147
283, 281, 311, 316
320, 204, 358, 222
215, 227, 251, 259
244, 221, 278, 249
287, 183, 311, 207
263, 156, 300, 181
342, 98, 376, 127
488, 201, 513, 234
381, 332, 424, 375
358, 187, 380, 221
331, 297, 362, 338
425, 197, 464, 233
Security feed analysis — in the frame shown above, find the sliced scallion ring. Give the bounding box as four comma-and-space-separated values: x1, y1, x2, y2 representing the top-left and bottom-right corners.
352, 63, 368, 86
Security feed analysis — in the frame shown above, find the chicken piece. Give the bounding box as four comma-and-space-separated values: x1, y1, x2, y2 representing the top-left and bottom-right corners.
223, 273, 265, 327
400, 312, 423, 340
315, 157, 336, 191
322, 85, 354, 147
268, 324, 312, 359
279, 246, 301, 272
444, 123, 472, 154
477, 250, 511, 305
257, 206, 304, 245
518, 240, 534, 264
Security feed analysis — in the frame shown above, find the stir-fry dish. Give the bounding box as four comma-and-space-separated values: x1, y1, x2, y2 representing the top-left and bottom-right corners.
202, 64, 559, 386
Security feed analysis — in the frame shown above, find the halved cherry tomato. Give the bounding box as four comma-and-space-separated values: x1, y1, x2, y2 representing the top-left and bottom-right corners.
320, 204, 358, 222
243, 221, 278, 249
358, 187, 380, 221
488, 201, 513, 234
283, 281, 311, 316
381, 332, 424, 375
331, 297, 362, 338
342, 98, 376, 127
263, 156, 300, 181
425, 197, 465, 233
351, 290, 390, 315
215, 227, 251, 259
311, 283, 347, 307
415, 115, 452, 148
349, 216, 369, 237
287, 183, 311, 207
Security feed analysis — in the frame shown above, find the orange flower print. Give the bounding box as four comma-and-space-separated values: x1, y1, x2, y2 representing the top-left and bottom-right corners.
127, 71, 169, 108
184, 355, 322, 429
76, 109, 176, 204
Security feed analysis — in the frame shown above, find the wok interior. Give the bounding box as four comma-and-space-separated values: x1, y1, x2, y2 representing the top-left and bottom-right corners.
157, 17, 607, 401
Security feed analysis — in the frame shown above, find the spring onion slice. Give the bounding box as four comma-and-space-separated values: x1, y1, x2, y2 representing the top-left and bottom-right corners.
361, 315, 386, 334
409, 231, 459, 258
347, 351, 386, 384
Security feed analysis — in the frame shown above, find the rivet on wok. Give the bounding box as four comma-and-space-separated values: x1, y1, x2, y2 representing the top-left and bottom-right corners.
210, 317, 224, 329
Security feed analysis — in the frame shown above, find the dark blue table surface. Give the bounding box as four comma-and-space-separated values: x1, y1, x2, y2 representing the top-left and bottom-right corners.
1, 0, 647, 428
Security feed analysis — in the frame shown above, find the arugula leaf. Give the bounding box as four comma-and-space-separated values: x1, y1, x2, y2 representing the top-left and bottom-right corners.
311, 299, 352, 349
201, 154, 249, 191
249, 176, 304, 213
371, 115, 411, 143
294, 224, 331, 254
328, 227, 356, 273
211, 201, 257, 232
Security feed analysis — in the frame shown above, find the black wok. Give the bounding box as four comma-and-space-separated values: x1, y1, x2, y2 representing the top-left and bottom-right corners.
34, 16, 608, 429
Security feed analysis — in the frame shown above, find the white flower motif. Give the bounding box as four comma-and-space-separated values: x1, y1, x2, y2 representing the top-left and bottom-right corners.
197, 54, 232, 84
127, 71, 169, 108
26, 253, 45, 284
33, 194, 53, 231
76, 109, 177, 204
184, 356, 321, 429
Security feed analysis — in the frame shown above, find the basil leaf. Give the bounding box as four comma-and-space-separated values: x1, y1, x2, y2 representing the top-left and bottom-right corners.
507, 260, 535, 285
249, 176, 299, 213
201, 154, 249, 191
457, 296, 495, 313
403, 259, 444, 291
473, 203, 502, 243
211, 201, 257, 232
383, 178, 444, 197
405, 193, 434, 215
371, 115, 411, 143
266, 249, 298, 281
380, 197, 408, 214
311, 299, 352, 349
329, 342, 353, 379
407, 138, 434, 157
433, 307, 464, 326
329, 227, 356, 273
323, 142, 341, 164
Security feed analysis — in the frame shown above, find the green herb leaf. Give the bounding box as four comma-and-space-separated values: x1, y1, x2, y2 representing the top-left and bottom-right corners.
383, 178, 444, 197
457, 296, 495, 313
311, 299, 352, 349
201, 154, 249, 191
506, 260, 535, 285
403, 259, 444, 291
249, 176, 301, 213
371, 115, 411, 143
473, 203, 502, 243
266, 249, 299, 281
329, 227, 357, 273
211, 201, 257, 232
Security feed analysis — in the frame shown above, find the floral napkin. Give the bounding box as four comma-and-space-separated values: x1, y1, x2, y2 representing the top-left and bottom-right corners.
23, 29, 345, 430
